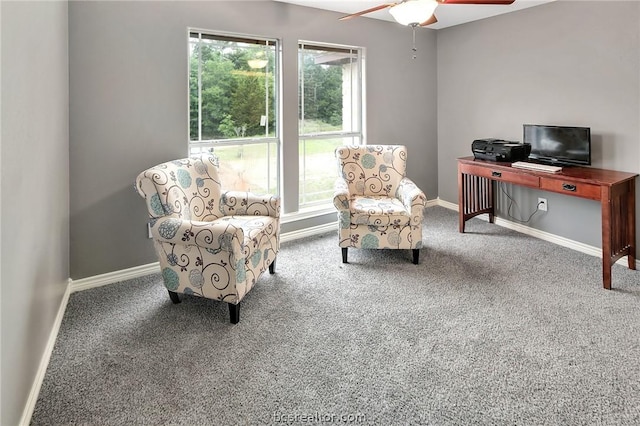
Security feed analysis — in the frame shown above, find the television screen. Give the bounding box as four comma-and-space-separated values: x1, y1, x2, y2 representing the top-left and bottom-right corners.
523, 124, 591, 166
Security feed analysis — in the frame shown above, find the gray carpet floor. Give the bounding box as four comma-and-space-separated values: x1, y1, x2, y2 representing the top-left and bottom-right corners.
31, 207, 640, 425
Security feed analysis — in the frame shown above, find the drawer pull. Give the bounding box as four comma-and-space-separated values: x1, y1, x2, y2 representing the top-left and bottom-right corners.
491, 171, 502, 178
562, 183, 577, 192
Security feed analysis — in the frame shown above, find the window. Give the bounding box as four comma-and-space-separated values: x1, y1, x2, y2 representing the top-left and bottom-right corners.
189, 31, 279, 195
298, 42, 364, 207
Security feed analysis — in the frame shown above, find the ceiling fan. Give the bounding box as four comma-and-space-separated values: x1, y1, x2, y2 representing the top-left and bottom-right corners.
339, 0, 516, 28
339, 0, 515, 58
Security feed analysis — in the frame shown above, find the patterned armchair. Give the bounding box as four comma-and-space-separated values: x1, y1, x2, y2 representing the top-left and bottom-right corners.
134, 154, 280, 324
333, 145, 426, 264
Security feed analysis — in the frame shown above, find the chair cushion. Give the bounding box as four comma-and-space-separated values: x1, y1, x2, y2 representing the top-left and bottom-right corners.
351, 196, 411, 226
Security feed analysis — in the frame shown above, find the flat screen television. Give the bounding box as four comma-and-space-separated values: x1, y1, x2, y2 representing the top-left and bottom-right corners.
523, 124, 591, 166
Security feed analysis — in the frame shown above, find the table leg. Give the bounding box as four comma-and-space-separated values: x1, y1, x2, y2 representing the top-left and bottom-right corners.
458, 169, 494, 233
458, 170, 465, 233
602, 186, 613, 290
627, 179, 636, 270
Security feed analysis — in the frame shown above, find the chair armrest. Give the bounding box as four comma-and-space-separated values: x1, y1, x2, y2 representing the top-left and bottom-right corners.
396, 177, 427, 220
150, 217, 244, 256
221, 191, 280, 218
333, 178, 350, 211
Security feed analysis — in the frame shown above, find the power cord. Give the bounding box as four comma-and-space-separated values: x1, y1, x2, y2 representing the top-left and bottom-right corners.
499, 182, 543, 224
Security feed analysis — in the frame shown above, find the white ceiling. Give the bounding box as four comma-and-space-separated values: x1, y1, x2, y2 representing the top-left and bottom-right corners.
275, 0, 555, 30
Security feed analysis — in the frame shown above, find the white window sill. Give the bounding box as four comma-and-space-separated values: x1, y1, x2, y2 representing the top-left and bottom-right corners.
281, 204, 336, 224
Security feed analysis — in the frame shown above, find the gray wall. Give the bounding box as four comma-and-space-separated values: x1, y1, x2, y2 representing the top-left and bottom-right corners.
1, 1, 70, 425
437, 1, 640, 248
69, 0, 438, 279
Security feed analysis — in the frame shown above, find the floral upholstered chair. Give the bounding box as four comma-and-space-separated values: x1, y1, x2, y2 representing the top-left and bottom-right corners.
135, 154, 280, 324
333, 145, 426, 264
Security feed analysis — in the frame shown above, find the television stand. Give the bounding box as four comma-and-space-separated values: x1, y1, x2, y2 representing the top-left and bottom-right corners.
457, 157, 638, 289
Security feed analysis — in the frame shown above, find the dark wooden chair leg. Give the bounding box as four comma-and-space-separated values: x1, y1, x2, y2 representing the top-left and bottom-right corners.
229, 303, 240, 324
412, 249, 420, 265
168, 290, 181, 304
269, 258, 276, 274
342, 247, 348, 263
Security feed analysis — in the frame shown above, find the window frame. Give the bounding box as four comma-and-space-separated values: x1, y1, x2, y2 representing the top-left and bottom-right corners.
187, 28, 281, 195
298, 40, 365, 208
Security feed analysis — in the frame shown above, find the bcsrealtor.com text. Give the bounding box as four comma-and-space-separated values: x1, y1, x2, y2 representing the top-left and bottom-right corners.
273, 411, 366, 423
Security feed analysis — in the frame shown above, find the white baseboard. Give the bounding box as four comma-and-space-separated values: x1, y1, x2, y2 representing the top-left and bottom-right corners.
425, 198, 440, 208
280, 221, 336, 243
69, 199, 440, 292
492, 215, 604, 259
69, 222, 339, 293
70, 262, 161, 293
70, 199, 631, 292
19, 282, 71, 426
436, 198, 458, 211
434, 198, 631, 265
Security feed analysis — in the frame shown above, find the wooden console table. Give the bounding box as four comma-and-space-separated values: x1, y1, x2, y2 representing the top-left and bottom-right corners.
457, 156, 638, 289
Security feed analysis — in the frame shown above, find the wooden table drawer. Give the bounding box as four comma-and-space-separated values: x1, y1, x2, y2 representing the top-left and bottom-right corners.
540, 178, 601, 200
461, 164, 540, 187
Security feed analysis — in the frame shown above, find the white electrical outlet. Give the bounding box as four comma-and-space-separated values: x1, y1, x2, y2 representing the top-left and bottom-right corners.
538, 197, 548, 212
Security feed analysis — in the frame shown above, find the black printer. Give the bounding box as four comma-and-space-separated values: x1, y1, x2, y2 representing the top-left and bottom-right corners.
472, 139, 531, 162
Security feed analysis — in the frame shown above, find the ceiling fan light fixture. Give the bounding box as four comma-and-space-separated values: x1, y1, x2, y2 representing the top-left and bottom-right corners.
389, 0, 438, 26
248, 59, 268, 69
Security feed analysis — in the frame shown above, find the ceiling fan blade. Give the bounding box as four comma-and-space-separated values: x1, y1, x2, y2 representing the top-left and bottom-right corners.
419, 13, 438, 26
437, 0, 515, 4
339, 3, 396, 21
